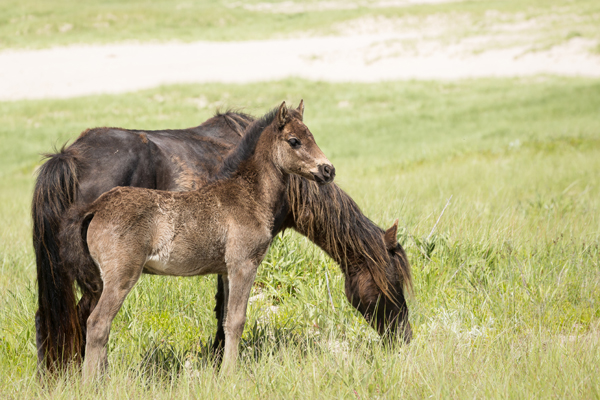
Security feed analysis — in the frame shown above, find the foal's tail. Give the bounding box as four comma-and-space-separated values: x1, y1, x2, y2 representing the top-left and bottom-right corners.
32, 146, 85, 372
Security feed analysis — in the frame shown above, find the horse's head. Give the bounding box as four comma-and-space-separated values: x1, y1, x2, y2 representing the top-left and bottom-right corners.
345, 219, 413, 344
271, 101, 335, 185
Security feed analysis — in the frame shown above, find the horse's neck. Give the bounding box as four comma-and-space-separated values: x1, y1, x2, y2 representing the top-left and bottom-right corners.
287, 180, 368, 274
313, 228, 357, 268
289, 208, 355, 268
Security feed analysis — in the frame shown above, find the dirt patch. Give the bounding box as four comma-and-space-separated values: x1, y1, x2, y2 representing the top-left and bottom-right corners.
227, 0, 460, 14
0, 15, 599, 100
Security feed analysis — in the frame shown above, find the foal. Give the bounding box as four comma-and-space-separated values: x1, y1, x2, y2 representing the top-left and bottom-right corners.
76, 102, 334, 379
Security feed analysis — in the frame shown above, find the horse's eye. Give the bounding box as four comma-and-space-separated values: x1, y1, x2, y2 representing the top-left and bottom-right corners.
288, 138, 301, 148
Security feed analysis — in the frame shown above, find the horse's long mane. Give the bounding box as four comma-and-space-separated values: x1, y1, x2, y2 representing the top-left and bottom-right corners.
288, 176, 412, 298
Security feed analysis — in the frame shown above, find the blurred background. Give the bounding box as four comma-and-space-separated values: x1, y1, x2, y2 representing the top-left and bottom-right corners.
1, 0, 599, 398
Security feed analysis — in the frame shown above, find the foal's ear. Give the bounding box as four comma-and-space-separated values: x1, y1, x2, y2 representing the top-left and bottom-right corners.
384, 219, 399, 249
277, 101, 288, 129
297, 99, 304, 120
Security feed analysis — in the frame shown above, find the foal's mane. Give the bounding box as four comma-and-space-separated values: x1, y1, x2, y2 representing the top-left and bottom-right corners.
213, 106, 298, 181
288, 176, 413, 299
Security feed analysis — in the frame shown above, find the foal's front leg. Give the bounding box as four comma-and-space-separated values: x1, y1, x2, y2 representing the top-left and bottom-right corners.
221, 261, 257, 374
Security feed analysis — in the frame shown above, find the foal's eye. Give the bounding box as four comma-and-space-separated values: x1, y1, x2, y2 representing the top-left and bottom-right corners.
288, 138, 301, 148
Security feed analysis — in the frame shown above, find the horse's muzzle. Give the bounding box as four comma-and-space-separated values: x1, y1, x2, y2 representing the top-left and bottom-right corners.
313, 164, 335, 185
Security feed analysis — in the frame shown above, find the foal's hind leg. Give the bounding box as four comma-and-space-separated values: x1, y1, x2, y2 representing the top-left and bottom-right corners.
82, 262, 143, 382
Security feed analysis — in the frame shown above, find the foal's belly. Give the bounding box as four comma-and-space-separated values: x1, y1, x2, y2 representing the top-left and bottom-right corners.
144, 217, 229, 276
143, 249, 228, 276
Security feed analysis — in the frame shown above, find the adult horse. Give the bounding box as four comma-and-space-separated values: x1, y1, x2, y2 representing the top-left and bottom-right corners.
32, 101, 412, 373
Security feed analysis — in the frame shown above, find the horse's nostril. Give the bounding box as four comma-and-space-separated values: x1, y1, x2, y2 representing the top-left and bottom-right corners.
323, 165, 331, 175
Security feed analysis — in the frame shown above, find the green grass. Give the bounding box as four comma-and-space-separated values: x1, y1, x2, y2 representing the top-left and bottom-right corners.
1, 77, 599, 397
1, 0, 599, 49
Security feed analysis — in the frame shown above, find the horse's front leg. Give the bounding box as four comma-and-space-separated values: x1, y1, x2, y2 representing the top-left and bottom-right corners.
221, 262, 257, 374
211, 275, 227, 365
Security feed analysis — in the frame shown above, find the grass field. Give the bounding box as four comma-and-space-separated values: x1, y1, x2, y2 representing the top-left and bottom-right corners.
1, 0, 599, 50
1, 0, 600, 397
1, 77, 599, 398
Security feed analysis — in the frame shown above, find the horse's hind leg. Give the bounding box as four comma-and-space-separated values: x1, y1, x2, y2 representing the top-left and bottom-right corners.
77, 290, 101, 360
35, 310, 44, 374
34, 294, 98, 374
82, 262, 143, 382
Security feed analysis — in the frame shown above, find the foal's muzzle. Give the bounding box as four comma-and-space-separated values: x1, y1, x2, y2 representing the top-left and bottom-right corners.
313, 164, 335, 185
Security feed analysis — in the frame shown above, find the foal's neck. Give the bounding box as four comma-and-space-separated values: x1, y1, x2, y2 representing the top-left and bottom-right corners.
233, 131, 290, 227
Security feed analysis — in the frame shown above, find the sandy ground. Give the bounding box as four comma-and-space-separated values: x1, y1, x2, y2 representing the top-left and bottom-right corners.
227, 0, 461, 13
1, 17, 599, 100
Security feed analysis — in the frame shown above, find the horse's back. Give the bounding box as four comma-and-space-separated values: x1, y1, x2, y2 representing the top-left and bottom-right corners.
68, 114, 251, 205
70, 128, 163, 204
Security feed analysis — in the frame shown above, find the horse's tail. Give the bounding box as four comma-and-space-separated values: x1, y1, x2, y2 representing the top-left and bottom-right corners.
32, 145, 84, 371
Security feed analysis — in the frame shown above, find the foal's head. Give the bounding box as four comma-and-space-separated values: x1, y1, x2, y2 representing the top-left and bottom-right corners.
271, 101, 335, 185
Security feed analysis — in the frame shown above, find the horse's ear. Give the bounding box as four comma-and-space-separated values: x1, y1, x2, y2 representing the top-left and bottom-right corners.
384, 219, 399, 249
277, 101, 287, 128
297, 99, 304, 120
